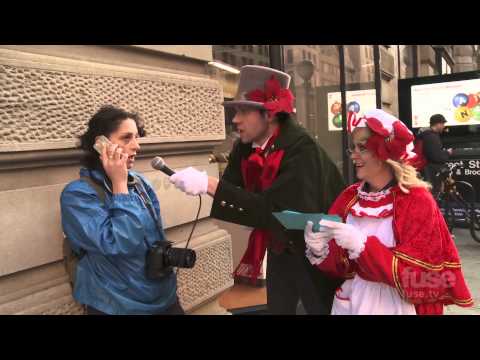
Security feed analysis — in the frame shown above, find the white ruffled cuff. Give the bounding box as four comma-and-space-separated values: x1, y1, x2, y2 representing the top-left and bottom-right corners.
306, 243, 329, 265
347, 235, 368, 260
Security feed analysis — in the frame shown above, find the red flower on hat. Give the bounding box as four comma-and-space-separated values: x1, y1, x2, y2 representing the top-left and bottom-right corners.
246, 75, 294, 116
361, 115, 414, 161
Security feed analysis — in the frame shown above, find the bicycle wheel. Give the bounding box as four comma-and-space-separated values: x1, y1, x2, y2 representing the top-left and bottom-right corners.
455, 181, 476, 203
469, 209, 480, 243
453, 181, 480, 244
440, 193, 456, 232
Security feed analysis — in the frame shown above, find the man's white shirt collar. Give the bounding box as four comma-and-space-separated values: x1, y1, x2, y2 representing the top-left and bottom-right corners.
252, 135, 272, 151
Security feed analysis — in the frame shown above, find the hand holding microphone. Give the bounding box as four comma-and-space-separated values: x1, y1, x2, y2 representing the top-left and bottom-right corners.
170, 167, 208, 195
151, 157, 208, 196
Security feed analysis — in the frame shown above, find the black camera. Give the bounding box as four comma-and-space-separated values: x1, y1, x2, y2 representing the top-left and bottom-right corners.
146, 241, 196, 280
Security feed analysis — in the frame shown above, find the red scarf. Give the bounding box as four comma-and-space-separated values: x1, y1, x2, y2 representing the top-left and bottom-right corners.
233, 128, 285, 284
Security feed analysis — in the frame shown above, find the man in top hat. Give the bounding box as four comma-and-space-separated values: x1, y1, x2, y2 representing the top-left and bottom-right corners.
169, 65, 345, 314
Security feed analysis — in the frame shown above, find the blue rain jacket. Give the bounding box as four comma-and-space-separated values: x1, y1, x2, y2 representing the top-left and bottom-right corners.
60, 168, 177, 314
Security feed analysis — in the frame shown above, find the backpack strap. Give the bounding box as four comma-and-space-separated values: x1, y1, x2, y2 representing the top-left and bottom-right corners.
68, 176, 107, 259
80, 176, 107, 204
63, 174, 107, 293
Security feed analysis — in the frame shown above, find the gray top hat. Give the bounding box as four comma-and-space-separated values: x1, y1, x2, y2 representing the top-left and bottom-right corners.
222, 65, 291, 109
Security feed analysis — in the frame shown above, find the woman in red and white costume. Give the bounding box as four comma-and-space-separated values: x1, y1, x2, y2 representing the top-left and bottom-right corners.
305, 109, 473, 315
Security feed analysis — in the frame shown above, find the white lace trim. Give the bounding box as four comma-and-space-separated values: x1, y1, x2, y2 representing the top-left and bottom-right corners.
347, 234, 367, 260
350, 202, 393, 217
306, 244, 330, 266
357, 182, 392, 202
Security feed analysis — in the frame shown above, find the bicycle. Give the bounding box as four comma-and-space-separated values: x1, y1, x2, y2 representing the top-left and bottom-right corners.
434, 164, 480, 243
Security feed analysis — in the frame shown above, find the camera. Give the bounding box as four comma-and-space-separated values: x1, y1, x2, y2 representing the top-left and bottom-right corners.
146, 241, 196, 280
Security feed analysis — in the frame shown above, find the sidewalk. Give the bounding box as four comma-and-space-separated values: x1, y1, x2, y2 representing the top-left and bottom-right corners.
444, 228, 480, 315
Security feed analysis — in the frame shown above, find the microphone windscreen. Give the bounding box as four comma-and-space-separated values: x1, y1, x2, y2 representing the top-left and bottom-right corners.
151, 156, 166, 170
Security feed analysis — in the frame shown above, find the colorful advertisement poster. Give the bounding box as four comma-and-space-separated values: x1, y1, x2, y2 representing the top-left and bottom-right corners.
411, 78, 480, 128
327, 89, 377, 131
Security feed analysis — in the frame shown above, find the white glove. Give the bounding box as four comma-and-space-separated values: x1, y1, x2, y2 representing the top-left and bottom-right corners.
319, 220, 367, 260
169, 167, 208, 196
304, 221, 332, 265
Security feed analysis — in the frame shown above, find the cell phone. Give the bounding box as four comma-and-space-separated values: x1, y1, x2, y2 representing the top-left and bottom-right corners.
93, 135, 112, 155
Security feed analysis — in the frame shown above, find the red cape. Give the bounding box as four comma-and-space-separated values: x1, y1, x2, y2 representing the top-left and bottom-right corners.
317, 183, 473, 314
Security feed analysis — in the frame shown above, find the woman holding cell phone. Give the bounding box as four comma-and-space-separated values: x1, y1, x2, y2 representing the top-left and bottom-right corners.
60, 105, 184, 315
304, 109, 472, 315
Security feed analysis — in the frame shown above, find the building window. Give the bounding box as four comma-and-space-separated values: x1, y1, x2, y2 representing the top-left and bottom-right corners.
242, 45, 247, 52
283, 45, 342, 172
398, 45, 416, 78
287, 49, 293, 64
258, 46, 263, 55
248, 45, 253, 53
230, 54, 236, 66
222, 52, 228, 63
442, 57, 452, 74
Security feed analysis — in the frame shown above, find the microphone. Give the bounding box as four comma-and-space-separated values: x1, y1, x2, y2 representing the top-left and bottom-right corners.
151, 156, 175, 176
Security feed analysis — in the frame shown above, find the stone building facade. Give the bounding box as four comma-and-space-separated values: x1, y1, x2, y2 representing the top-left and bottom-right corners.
0, 45, 234, 315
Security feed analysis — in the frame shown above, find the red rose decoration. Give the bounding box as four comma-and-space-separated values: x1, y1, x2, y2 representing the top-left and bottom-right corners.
246, 75, 295, 117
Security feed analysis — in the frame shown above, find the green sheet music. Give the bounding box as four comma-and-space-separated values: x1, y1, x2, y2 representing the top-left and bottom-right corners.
273, 210, 342, 232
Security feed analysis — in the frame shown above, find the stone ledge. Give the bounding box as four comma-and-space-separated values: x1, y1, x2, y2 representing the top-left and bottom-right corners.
0, 282, 72, 314
0, 48, 219, 87
0, 140, 223, 171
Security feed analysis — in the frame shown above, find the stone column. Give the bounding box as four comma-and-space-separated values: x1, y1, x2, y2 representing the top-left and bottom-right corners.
453, 45, 478, 73
0, 46, 234, 314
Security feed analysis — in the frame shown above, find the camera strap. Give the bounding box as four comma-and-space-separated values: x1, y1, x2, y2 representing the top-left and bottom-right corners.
89, 170, 163, 247
131, 177, 165, 240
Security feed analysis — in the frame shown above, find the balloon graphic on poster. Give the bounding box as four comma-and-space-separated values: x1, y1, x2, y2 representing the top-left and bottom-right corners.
347, 101, 360, 113
452, 93, 469, 108
455, 106, 472, 122
330, 101, 342, 129
327, 89, 376, 131
472, 104, 480, 120
411, 78, 480, 128
466, 94, 479, 108
330, 101, 341, 115
332, 114, 342, 128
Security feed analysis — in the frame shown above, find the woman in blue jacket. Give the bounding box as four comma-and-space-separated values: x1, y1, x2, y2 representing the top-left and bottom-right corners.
60, 105, 183, 315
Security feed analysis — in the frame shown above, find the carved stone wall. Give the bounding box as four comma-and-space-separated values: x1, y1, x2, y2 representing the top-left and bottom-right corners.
0, 48, 225, 152
176, 229, 233, 311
